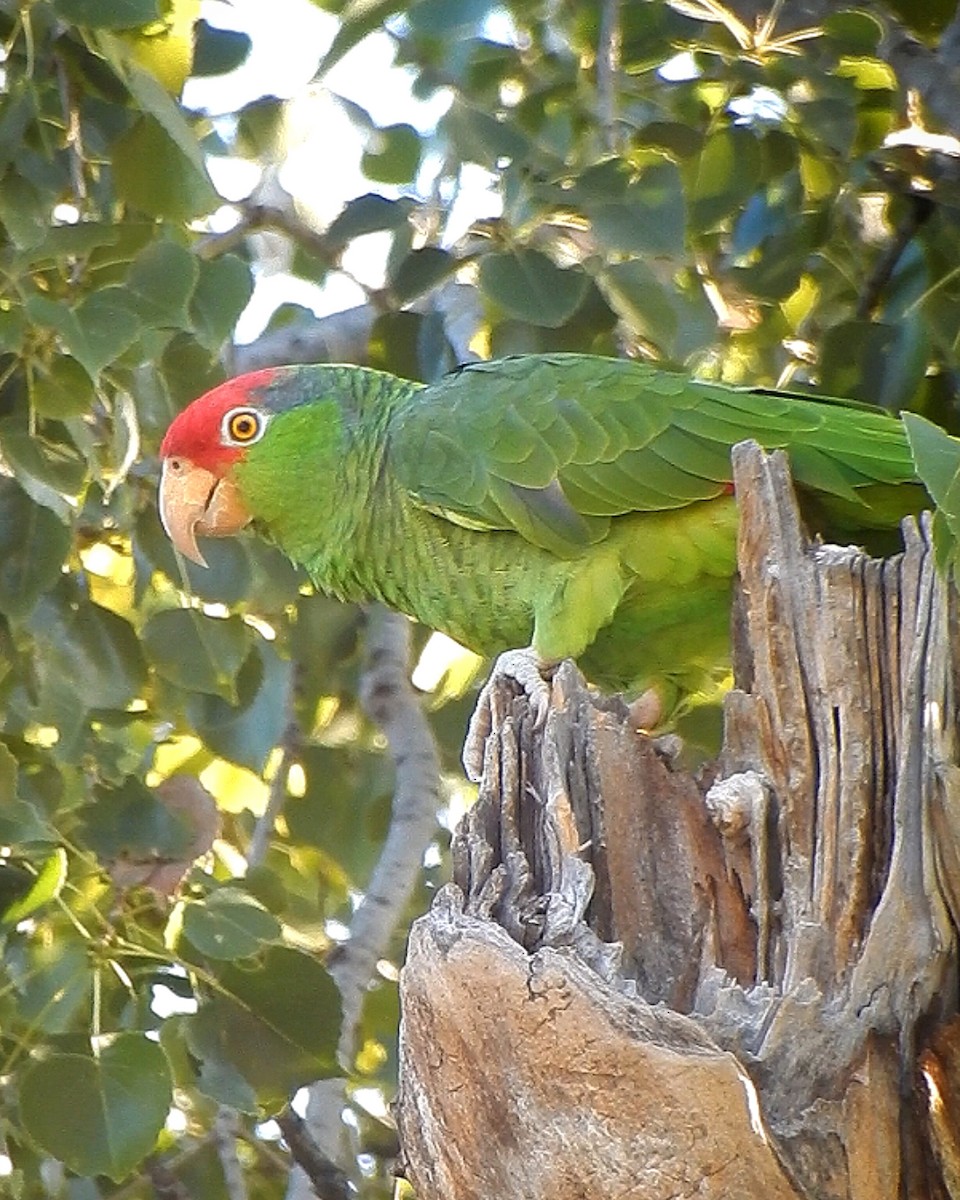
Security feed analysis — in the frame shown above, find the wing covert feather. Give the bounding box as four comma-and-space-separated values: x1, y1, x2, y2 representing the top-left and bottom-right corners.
387, 353, 916, 555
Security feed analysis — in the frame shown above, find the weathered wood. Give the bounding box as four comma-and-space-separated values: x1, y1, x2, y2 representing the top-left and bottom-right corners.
395, 442, 960, 1200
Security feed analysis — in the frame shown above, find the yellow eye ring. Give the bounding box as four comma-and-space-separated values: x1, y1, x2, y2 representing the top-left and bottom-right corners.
223, 408, 264, 446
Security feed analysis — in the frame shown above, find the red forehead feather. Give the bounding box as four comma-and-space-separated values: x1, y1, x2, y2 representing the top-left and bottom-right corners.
160, 368, 276, 469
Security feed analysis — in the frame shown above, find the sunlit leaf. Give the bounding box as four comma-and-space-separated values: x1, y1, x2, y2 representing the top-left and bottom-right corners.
689, 127, 762, 232
2, 849, 67, 923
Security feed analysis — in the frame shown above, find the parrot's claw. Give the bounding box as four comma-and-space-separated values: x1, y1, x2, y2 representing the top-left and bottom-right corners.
462, 648, 555, 782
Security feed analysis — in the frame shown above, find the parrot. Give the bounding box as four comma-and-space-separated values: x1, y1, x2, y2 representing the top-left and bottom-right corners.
158, 353, 928, 775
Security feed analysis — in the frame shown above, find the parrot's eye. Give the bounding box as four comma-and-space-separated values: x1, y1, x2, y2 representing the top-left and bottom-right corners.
222, 408, 266, 447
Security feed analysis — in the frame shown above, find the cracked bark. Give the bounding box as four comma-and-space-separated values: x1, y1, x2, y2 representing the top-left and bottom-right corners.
395, 442, 960, 1200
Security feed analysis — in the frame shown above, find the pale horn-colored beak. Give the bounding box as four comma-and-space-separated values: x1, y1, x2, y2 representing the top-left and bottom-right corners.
158, 458, 252, 567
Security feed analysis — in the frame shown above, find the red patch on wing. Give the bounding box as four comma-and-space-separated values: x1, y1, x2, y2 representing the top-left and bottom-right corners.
160, 369, 276, 473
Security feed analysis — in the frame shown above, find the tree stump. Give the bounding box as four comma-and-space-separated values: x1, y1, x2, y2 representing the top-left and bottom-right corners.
395, 442, 960, 1200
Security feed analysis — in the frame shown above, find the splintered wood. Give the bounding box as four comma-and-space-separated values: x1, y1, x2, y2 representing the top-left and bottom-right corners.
395, 443, 960, 1200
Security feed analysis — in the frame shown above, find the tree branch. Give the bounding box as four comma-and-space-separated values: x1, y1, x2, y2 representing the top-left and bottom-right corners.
275, 1111, 354, 1200
286, 608, 440, 1200
331, 605, 441, 1048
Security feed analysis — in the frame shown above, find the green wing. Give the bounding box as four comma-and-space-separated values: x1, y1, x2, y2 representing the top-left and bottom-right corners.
389, 353, 922, 557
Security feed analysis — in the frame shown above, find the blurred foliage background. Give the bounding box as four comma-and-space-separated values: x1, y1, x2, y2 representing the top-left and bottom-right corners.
2, 0, 960, 1195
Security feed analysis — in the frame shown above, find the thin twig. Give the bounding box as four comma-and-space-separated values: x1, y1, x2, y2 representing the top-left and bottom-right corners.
145, 1157, 191, 1200
855, 193, 935, 321
215, 1107, 249, 1200
248, 713, 302, 869
597, 0, 621, 153
276, 1109, 355, 1200
195, 202, 380, 306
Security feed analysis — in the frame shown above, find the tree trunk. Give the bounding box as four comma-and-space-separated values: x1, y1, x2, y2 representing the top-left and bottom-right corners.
394, 442, 960, 1200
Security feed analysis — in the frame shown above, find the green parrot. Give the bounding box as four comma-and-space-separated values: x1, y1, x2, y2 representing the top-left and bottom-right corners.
158, 353, 927, 773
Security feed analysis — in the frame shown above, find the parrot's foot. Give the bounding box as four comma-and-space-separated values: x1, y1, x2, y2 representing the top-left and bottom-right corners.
628, 687, 663, 731
463, 648, 556, 782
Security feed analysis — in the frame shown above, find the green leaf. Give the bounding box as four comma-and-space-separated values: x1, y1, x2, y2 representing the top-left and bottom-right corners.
0, 81, 35, 173
368, 310, 428, 380
0, 410, 86, 518
822, 10, 883, 52
0, 305, 26, 354
191, 945, 341, 1109
388, 247, 457, 306
580, 164, 686, 258
0, 746, 56, 843
0, 480, 72, 618
137, 506, 254, 606
285, 745, 394, 879
0, 744, 16, 799
13, 929, 92, 1032
407, 0, 493, 34
143, 610, 250, 700
478, 250, 590, 328
0, 172, 48, 249
689, 127, 762, 233
441, 100, 531, 166
903, 412, 960, 509
19, 1034, 172, 1182
30, 596, 147, 710
31, 356, 96, 419
318, 0, 405, 75
820, 318, 929, 412
2, 849, 68, 924
113, 116, 218, 220
126, 240, 199, 327
187, 641, 293, 771
600, 260, 678, 350
190, 254, 253, 351
181, 888, 281, 959
362, 123, 422, 185
326, 193, 414, 248
53, 0, 160, 28
104, 40, 212, 182
885, 0, 956, 38
26, 288, 141, 381
83, 777, 194, 862
192, 21, 252, 75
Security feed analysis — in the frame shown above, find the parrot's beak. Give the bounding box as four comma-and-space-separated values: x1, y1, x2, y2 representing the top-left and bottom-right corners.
158, 458, 251, 568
